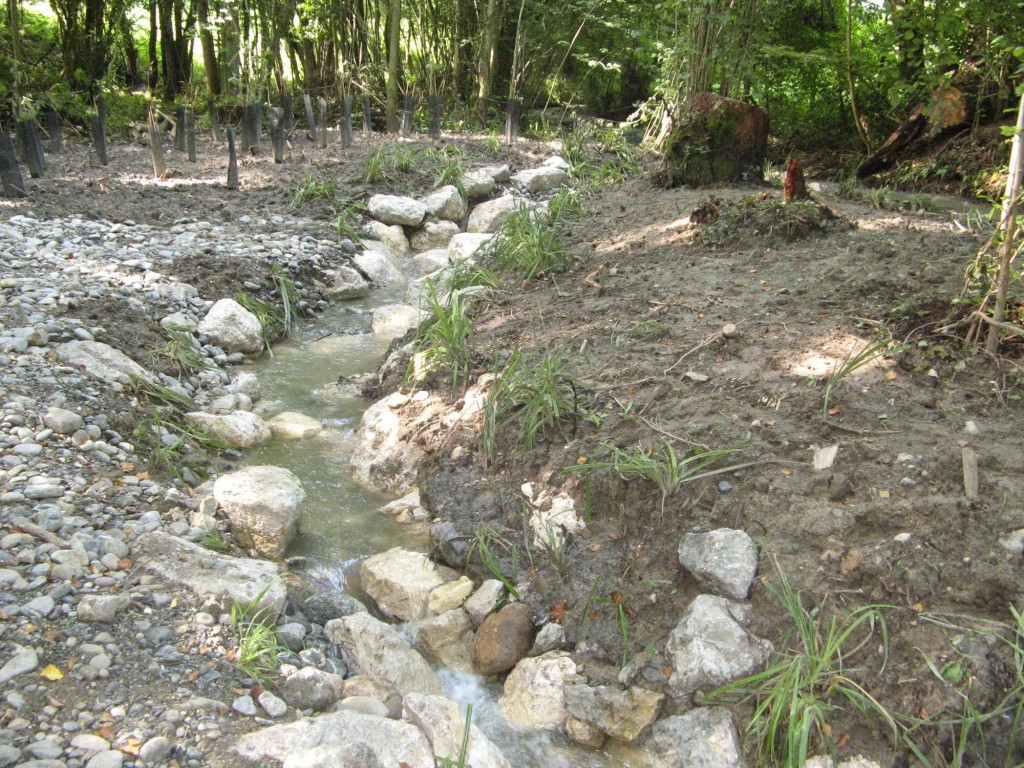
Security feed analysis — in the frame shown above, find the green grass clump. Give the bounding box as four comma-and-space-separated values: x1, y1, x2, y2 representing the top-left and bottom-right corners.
235, 290, 285, 353
230, 584, 287, 683
409, 282, 477, 388
483, 345, 586, 456
290, 173, 337, 207
333, 199, 366, 243
707, 568, 912, 767
157, 324, 214, 377
566, 440, 740, 517
481, 208, 571, 284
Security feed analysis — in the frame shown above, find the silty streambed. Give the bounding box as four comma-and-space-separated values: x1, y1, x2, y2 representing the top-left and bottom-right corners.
242, 280, 646, 767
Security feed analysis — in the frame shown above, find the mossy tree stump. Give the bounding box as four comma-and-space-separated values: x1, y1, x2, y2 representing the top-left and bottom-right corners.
661, 93, 769, 188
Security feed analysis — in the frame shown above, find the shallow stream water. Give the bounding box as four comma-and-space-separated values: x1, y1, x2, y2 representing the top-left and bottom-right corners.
241, 277, 645, 767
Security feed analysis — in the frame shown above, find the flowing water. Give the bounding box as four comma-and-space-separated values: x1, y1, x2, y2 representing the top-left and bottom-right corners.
242, 278, 645, 767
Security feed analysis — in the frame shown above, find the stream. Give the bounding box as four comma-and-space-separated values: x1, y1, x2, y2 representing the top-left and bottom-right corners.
240, 270, 645, 767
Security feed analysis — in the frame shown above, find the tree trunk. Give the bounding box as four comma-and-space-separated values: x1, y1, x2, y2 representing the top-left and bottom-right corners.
385, 0, 402, 133
148, 0, 159, 89
475, 0, 501, 124
8, 0, 23, 103
158, 0, 178, 98
845, 0, 872, 152
196, 0, 222, 95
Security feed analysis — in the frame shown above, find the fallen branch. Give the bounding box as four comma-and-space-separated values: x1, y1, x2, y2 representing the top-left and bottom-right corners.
937, 310, 1024, 338
16, 521, 70, 548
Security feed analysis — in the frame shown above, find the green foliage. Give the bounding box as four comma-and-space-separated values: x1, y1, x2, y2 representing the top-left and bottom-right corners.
332, 199, 366, 243
130, 407, 228, 479
202, 529, 230, 552
546, 186, 584, 223
235, 290, 284, 353
230, 584, 286, 684
483, 345, 586, 457
480, 208, 571, 284
158, 325, 214, 377
409, 282, 477, 388
435, 704, 474, 768
708, 568, 908, 767
592, 591, 634, 669
468, 527, 520, 600
269, 265, 301, 339
290, 174, 337, 207
566, 440, 741, 517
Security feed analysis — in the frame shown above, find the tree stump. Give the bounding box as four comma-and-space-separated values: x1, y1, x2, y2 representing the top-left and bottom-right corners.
660, 93, 768, 188
341, 96, 354, 148
0, 133, 27, 198
147, 108, 167, 179
16, 119, 45, 179
428, 95, 442, 139
186, 110, 197, 162
269, 107, 285, 163
783, 159, 809, 203
226, 128, 239, 189
280, 94, 294, 134
362, 95, 372, 138
303, 94, 318, 142
317, 97, 328, 148
505, 98, 521, 144
42, 108, 64, 153
241, 102, 262, 153
174, 105, 187, 151
401, 94, 417, 137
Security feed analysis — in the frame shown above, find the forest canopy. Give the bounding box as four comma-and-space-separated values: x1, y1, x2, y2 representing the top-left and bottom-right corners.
1, 0, 1022, 149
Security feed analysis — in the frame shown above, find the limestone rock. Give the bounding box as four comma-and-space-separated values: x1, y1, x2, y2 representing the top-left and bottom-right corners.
266, 411, 322, 439
283, 743, 385, 768
480, 164, 512, 182
354, 247, 406, 287
341, 675, 403, 719
233, 710, 433, 768
282, 667, 342, 712
403, 693, 512, 768
448, 232, 494, 262
473, 601, 534, 675
643, 707, 746, 768
462, 170, 497, 201
511, 166, 569, 194
360, 547, 458, 621
327, 265, 372, 299
301, 590, 366, 625
213, 466, 306, 559
498, 651, 576, 728
410, 609, 474, 672
563, 683, 664, 743
350, 394, 427, 493
371, 304, 422, 340
367, 194, 427, 227
365, 221, 411, 257
528, 622, 566, 656
413, 248, 450, 275
197, 298, 264, 355
678, 528, 758, 600
56, 341, 158, 387
42, 407, 83, 435
0, 648, 38, 684
420, 186, 467, 222
76, 594, 131, 623
184, 411, 272, 449
466, 195, 532, 233
463, 579, 505, 627
428, 576, 474, 614
133, 531, 285, 619
380, 490, 428, 524
410, 220, 460, 251
324, 611, 442, 696
666, 594, 773, 696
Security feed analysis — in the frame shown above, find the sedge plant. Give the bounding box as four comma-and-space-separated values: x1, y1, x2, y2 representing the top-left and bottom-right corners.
230, 583, 287, 683
408, 281, 477, 388
707, 566, 914, 767
481, 208, 571, 284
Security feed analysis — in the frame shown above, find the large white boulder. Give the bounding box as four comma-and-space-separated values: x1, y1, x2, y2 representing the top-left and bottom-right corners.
642, 707, 746, 768
368, 194, 427, 227
366, 221, 411, 257
325, 611, 442, 696
213, 466, 306, 559
462, 170, 497, 201
371, 304, 422, 339
184, 410, 271, 449
354, 247, 406, 287
420, 185, 467, 222
447, 232, 494, 262
666, 594, 773, 697
197, 298, 264, 355
266, 411, 322, 439
498, 651, 577, 728
403, 694, 512, 768
133, 531, 285, 619
410, 609, 475, 672
563, 684, 664, 743
413, 248, 450, 275
326, 264, 372, 299
678, 528, 758, 600
56, 341, 158, 387
511, 166, 569, 193
410, 220, 460, 251
360, 547, 458, 621
350, 394, 427, 493
233, 710, 433, 768
466, 195, 532, 233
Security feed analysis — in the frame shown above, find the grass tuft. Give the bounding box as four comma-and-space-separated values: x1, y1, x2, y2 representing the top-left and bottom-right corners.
480, 208, 571, 284
230, 583, 287, 684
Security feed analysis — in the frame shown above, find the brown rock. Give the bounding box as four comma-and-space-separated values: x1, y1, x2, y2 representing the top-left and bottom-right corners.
472, 602, 534, 676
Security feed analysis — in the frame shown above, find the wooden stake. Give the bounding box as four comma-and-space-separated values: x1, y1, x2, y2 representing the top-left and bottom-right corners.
962, 446, 979, 499
92, 96, 108, 165
303, 93, 318, 142
186, 109, 197, 162
318, 97, 328, 148
147, 107, 167, 179
362, 94, 372, 138
0, 133, 27, 198
226, 127, 238, 189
